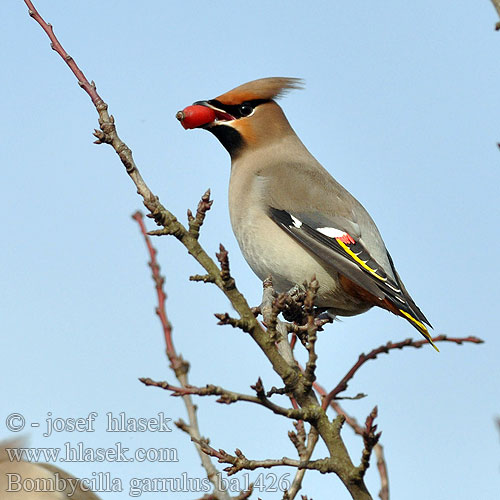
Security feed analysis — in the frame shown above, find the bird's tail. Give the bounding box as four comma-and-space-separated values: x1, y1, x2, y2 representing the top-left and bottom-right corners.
398, 309, 439, 351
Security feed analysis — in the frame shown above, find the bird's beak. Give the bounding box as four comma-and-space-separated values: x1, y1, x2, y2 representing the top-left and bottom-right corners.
176, 100, 235, 130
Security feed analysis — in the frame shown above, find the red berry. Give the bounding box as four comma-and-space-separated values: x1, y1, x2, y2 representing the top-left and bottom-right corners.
176, 105, 216, 129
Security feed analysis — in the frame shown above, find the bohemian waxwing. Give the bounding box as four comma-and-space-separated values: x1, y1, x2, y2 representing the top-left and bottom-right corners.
177, 77, 436, 349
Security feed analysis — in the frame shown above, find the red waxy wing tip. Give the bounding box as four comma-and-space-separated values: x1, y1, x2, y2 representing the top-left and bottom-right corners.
337, 233, 356, 245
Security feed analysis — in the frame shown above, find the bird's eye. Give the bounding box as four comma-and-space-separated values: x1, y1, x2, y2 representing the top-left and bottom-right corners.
238, 103, 254, 117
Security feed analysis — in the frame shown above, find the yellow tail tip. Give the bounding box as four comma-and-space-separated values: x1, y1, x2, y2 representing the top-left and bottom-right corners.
399, 309, 439, 351
428, 339, 440, 352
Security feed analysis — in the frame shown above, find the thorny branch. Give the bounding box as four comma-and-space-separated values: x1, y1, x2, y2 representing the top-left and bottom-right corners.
24, 2, 486, 500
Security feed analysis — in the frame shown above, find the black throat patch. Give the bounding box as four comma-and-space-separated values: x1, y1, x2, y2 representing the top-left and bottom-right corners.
208, 125, 245, 158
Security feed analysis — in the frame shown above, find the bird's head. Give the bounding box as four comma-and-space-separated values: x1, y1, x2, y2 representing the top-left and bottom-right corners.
176, 77, 303, 158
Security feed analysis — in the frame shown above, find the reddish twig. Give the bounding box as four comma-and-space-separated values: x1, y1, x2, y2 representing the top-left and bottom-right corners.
132, 212, 179, 366
322, 335, 483, 409
374, 443, 390, 500
25, 0, 180, 238
131, 213, 231, 499
24, 0, 102, 106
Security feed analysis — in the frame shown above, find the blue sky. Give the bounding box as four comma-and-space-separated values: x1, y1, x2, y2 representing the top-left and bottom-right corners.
1, 1, 499, 499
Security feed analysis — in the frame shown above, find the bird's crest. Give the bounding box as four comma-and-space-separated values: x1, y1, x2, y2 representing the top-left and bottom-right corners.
215, 77, 303, 105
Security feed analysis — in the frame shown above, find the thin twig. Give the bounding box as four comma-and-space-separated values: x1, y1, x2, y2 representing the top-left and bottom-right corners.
25, 1, 101, 106
193, 439, 336, 476
140, 377, 306, 420
322, 335, 484, 409
359, 407, 381, 476
132, 213, 178, 367
132, 212, 230, 500
188, 189, 213, 240
286, 427, 319, 500
374, 444, 389, 500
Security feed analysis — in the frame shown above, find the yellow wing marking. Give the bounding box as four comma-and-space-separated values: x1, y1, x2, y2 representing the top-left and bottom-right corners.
337, 240, 387, 282
336, 239, 438, 351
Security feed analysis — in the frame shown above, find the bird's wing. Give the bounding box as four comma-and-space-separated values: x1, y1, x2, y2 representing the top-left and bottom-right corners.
385, 251, 432, 326
268, 207, 432, 332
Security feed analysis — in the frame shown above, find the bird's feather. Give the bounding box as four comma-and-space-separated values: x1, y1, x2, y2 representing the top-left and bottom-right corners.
269, 207, 437, 348
215, 77, 304, 105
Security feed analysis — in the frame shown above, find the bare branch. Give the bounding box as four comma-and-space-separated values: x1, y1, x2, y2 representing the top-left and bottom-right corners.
140, 377, 307, 420
193, 439, 338, 476
131, 213, 229, 499
322, 335, 484, 408
260, 278, 295, 365
286, 427, 319, 500
132, 212, 180, 369
215, 244, 235, 290
176, 423, 254, 500
25, 0, 102, 106
358, 407, 381, 476
303, 278, 320, 388
190, 274, 216, 283
214, 312, 254, 333
188, 189, 213, 239
374, 444, 389, 500
260, 277, 280, 341
312, 379, 389, 500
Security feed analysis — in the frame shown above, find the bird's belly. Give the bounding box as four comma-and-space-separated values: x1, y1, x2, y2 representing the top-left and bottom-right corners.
232, 214, 370, 315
